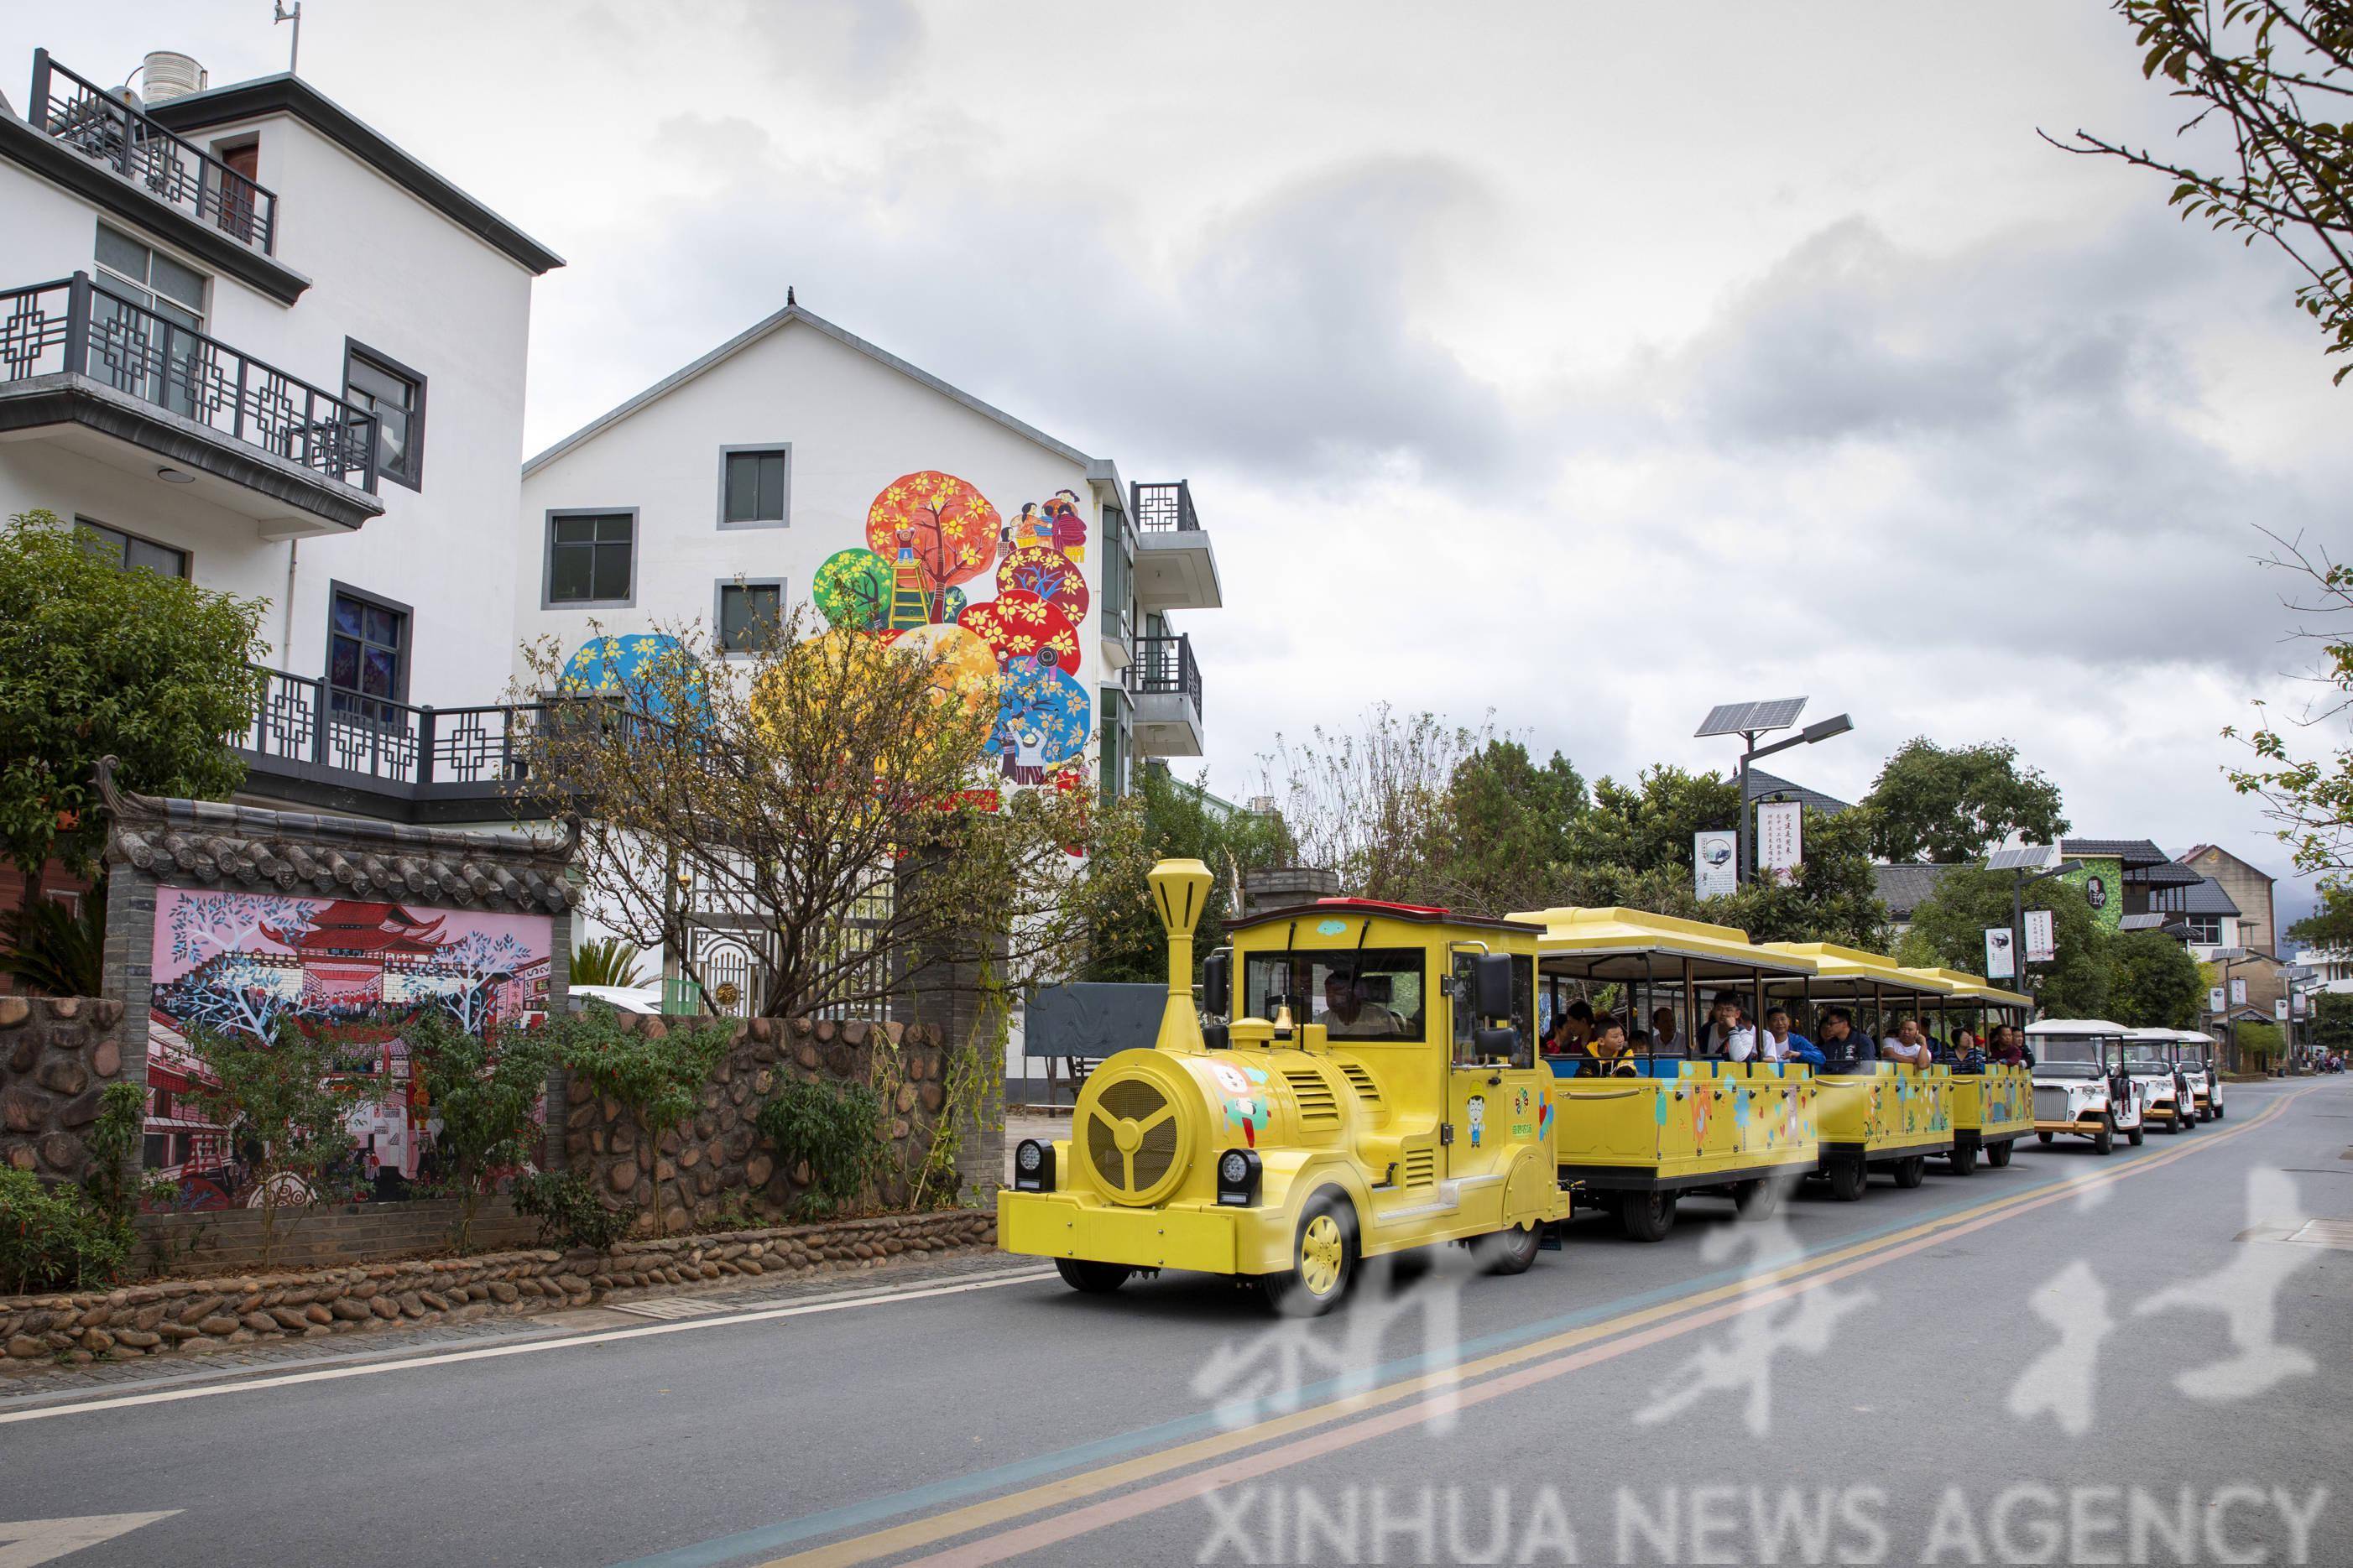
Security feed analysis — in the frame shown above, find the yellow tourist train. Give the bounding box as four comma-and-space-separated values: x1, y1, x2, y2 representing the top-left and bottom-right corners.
998, 860, 2042, 1312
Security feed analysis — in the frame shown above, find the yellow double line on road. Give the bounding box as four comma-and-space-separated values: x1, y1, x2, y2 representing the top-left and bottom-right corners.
770, 1086, 2316, 1568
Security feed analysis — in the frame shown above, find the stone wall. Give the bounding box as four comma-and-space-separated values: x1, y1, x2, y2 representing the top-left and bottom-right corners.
3, 1208, 995, 1367
0, 997, 128, 1183
135, 1197, 544, 1278
566, 1014, 994, 1232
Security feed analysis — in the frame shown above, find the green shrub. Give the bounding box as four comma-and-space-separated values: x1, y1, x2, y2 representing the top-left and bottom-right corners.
0, 1168, 131, 1295
755, 1077, 884, 1218
569, 935, 648, 988
544, 1003, 733, 1237
509, 1169, 634, 1253
0, 890, 105, 998
407, 1011, 556, 1254
79, 1080, 148, 1229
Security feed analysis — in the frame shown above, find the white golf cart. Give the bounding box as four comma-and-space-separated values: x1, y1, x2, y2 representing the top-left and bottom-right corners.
2125, 1027, 2197, 1134
2171, 1030, 2225, 1123
2026, 1018, 2143, 1155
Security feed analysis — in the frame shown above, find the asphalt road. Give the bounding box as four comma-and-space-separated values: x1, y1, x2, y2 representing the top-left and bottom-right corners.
3, 1077, 2347, 1567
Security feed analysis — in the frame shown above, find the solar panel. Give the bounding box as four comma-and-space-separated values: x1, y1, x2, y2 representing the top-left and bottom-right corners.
1985, 845, 2061, 872
1693, 697, 1808, 738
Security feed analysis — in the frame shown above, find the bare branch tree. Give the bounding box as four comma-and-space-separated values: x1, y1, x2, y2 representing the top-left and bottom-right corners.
1255, 705, 1490, 901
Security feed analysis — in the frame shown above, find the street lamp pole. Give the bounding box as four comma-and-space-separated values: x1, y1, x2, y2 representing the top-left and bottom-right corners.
1730, 714, 1854, 886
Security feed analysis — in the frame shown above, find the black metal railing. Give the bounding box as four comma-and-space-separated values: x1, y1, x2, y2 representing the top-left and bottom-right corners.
1131, 481, 1200, 534
238, 665, 568, 797
1130, 633, 1203, 722
31, 51, 279, 251
1, 274, 378, 491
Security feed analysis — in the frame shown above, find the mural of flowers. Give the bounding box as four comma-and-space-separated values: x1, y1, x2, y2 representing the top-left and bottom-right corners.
865, 470, 1001, 629
889, 623, 1000, 722
559, 632, 706, 725
997, 544, 1090, 622
959, 591, 1079, 673
991, 659, 1092, 784
813, 548, 893, 633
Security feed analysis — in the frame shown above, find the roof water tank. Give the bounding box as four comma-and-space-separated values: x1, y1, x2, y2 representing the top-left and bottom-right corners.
141, 51, 207, 103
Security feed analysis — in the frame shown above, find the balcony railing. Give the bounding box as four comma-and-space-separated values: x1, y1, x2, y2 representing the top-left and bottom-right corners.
31, 50, 278, 251
238, 665, 571, 801
2, 273, 378, 491
1131, 481, 1200, 534
1130, 633, 1203, 721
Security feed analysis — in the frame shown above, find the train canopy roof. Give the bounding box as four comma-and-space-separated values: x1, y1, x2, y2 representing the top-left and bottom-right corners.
1758, 940, 1949, 997
1901, 966, 2032, 1008
1507, 906, 1818, 980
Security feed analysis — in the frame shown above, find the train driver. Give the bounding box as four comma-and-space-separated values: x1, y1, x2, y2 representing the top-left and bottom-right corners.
1321, 966, 1404, 1039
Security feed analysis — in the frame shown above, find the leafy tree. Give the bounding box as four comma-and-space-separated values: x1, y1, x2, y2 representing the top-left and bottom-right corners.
1083, 765, 1294, 984
1860, 737, 2069, 863
408, 1011, 556, 1254
545, 1003, 733, 1237
2309, 990, 2353, 1054
2053, 1, 2353, 383
0, 510, 266, 909
1563, 766, 1741, 883
1717, 807, 1890, 948
2236, 1017, 2285, 1071
519, 603, 1097, 1023
1255, 705, 1483, 902
1897, 867, 2112, 1017
2106, 929, 2207, 1027
2223, 534, 2353, 872
1420, 741, 1587, 915
0, 888, 104, 997
180, 1022, 358, 1268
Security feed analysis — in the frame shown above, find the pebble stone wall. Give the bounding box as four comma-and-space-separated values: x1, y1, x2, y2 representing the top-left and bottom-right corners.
0, 997, 128, 1185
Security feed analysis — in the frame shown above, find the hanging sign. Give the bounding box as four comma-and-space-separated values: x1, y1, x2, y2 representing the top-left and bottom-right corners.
2209, 986, 2225, 1013
2024, 909, 2055, 964
1984, 927, 2016, 980
1756, 800, 1803, 885
2275, 998, 2290, 1021
2230, 977, 2248, 1006
1693, 831, 1736, 901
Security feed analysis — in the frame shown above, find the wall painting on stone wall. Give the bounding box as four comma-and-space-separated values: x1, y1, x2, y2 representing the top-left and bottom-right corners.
144, 888, 553, 1210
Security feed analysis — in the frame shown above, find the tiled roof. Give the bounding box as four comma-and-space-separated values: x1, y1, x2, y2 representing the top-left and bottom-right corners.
1875, 862, 1961, 918
2149, 877, 2242, 918
2132, 860, 2205, 888
2059, 837, 2170, 867
95, 757, 578, 913
1744, 768, 1853, 815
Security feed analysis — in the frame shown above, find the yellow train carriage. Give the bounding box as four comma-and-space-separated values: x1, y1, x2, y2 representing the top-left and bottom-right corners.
1903, 969, 2034, 1173
999, 861, 1572, 1315
1761, 943, 1955, 1198
1509, 907, 1822, 1241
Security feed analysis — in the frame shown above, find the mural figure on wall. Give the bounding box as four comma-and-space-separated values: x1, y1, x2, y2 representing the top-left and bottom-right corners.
146, 888, 553, 1209
864, 470, 1000, 627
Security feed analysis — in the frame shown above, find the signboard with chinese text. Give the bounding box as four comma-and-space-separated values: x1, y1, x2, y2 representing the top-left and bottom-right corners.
1756, 800, 1803, 886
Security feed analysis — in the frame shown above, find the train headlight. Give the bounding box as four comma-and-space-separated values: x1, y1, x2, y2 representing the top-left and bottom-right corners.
1217, 1148, 1261, 1207
1015, 1138, 1055, 1192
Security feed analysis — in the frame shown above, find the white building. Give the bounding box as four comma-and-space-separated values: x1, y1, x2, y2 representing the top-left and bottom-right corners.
0, 48, 561, 824
515, 296, 1221, 803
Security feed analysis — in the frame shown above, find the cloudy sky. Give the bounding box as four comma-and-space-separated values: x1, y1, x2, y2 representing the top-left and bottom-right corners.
21, 3, 2349, 916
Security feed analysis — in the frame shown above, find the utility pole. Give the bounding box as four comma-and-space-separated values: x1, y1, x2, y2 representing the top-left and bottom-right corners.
274, 1, 302, 75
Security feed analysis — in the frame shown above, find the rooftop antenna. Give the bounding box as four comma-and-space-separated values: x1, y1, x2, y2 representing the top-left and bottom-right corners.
274, 0, 302, 75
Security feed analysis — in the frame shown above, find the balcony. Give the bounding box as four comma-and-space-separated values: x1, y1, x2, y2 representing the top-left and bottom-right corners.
0, 273, 383, 535
1130, 480, 1222, 612
4, 53, 309, 303
1129, 633, 1204, 758
233, 665, 577, 825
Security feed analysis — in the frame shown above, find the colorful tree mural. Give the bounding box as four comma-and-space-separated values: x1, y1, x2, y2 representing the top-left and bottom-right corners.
991, 659, 1093, 784
890, 623, 1000, 722
960, 591, 1079, 674
428, 929, 536, 1034
169, 891, 318, 969
813, 548, 892, 633
865, 470, 1001, 628
559, 633, 706, 725
997, 545, 1090, 622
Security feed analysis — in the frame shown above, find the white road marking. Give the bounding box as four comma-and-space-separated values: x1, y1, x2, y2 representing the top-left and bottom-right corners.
0, 1269, 1055, 1428
0, 1512, 180, 1567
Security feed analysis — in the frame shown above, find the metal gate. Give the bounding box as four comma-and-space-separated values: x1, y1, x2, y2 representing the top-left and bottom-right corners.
682, 925, 764, 1018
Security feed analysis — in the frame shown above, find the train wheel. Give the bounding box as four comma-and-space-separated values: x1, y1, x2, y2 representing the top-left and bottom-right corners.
2093, 1117, 2115, 1156
1054, 1258, 1133, 1295
1616, 1190, 1678, 1242
2037, 1132, 2053, 1146
1891, 1155, 1928, 1190
1472, 1222, 1543, 1275
1264, 1196, 1356, 1317
1826, 1157, 1868, 1202
1733, 1178, 1787, 1220
1948, 1143, 1978, 1177
1986, 1139, 2013, 1169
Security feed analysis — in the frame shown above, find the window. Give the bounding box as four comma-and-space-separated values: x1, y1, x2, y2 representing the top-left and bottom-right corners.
716, 580, 783, 652
327, 583, 410, 718
2186, 915, 2222, 945
719, 445, 790, 528
1242, 948, 1427, 1043
76, 518, 187, 578
94, 224, 206, 414
343, 341, 426, 489
545, 511, 636, 607
1450, 953, 1536, 1068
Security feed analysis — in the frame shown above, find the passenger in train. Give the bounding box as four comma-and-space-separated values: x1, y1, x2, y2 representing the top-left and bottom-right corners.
1584, 1017, 1636, 1072
1986, 1024, 2034, 1067
1707, 997, 1761, 1061
1880, 1016, 1933, 1068
1761, 1004, 1822, 1065
1558, 1000, 1595, 1054
1815, 1008, 1874, 1067
1649, 1006, 1683, 1056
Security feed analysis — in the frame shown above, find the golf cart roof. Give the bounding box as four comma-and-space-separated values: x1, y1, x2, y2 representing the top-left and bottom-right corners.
2026, 1018, 2131, 1036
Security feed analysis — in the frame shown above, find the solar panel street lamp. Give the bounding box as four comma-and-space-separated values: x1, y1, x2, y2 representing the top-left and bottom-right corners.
1695, 699, 1854, 886
1983, 845, 2084, 1013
